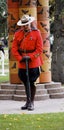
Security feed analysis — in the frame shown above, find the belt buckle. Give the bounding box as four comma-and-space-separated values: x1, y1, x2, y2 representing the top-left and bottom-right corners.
24, 50, 26, 53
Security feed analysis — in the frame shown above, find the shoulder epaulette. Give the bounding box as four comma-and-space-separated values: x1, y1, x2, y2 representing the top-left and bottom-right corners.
31, 27, 38, 31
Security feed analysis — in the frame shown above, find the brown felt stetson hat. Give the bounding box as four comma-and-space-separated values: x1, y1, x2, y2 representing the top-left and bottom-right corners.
17, 15, 35, 26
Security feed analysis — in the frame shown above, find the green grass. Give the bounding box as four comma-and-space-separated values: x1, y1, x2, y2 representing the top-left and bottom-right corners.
0, 47, 9, 83
0, 74, 9, 83
0, 113, 64, 130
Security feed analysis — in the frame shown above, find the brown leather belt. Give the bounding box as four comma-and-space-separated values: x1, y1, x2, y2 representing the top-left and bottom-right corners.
18, 49, 35, 54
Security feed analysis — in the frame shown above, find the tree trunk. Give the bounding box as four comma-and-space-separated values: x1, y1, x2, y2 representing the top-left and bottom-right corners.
52, 0, 64, 83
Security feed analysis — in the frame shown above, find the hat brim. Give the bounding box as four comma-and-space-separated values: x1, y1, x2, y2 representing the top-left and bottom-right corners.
17, 16, 35, 26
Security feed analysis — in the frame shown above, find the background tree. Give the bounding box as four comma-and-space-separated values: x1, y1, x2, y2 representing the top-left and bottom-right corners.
0, 0, 7, 39
51, 0, 64, 83
49, 0, 55, 34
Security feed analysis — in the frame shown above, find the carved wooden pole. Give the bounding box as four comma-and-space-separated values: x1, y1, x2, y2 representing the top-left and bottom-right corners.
18, 0, 37, 19
37, 0, 51, 82
7, 0, 21, 83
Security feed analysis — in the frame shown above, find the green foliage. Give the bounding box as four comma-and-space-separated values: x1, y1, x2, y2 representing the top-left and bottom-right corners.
0, 0, 7, 21
49, 0, 64, 34
49, 0, 55, 4
0, 0, 7, 38
49, 0, 55, 34
61, 0, 64, 1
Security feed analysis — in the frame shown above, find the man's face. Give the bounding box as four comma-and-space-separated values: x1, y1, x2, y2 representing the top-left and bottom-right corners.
22, 24, 31, 32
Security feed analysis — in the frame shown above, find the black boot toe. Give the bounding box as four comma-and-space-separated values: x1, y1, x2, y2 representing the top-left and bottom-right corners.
21, 103, 28, 110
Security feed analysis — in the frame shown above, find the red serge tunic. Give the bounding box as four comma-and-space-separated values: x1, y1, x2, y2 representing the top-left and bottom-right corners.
12, 29, 44, 69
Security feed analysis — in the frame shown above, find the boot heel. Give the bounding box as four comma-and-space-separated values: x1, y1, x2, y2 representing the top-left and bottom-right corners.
27, 102, 34, 111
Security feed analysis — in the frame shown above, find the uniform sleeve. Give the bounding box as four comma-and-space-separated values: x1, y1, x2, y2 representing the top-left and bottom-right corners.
11, 33, 22, 61
28, 30, 43, 61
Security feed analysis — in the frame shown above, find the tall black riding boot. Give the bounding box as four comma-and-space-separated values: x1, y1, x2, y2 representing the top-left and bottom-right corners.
21, 83, 35, 111
31, 84, 36, 102
21, 85, 31, 110
27, 83, 36, 110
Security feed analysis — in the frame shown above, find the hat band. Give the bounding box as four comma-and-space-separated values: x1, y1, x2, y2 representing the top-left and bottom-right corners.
22, 20, 29, 24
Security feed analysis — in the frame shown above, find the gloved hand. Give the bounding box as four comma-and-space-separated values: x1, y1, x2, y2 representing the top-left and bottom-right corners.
21, 56, 31, 62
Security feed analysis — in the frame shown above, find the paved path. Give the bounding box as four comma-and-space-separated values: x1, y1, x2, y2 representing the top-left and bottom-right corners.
0, 98, 64, 114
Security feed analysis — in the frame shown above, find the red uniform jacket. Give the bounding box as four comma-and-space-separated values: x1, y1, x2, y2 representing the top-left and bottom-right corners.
12, 29, 44, 69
